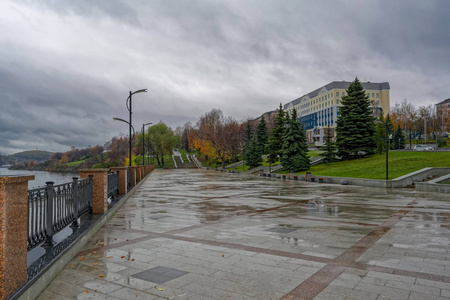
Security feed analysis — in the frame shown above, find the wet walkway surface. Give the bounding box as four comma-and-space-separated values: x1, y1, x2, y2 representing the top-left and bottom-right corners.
39, 169, 450, 299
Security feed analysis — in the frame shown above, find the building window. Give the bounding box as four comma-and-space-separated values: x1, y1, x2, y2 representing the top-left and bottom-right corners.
376, 93, 379, 98
376, 101, 380, 105
336, 92, 340, 97
366, 93, 370, 97
337, 99, 340, 104
372, 93, 374, 98
342, 92, 345, 96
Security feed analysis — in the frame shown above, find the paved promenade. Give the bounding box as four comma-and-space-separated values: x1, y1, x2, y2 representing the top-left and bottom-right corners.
39, 169, 450, 299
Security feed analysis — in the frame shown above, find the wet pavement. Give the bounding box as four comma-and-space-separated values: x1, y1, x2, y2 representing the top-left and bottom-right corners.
38, 169, 450, 299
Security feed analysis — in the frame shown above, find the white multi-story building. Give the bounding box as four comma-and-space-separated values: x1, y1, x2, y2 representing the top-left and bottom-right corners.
283, 81, 390, 145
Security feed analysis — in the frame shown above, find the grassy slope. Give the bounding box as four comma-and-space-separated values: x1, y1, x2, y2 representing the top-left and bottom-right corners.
292, 151, 450, 180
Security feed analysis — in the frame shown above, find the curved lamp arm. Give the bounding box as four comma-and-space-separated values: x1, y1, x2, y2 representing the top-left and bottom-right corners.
112, 117, 136, 140
126, 89, 147, 111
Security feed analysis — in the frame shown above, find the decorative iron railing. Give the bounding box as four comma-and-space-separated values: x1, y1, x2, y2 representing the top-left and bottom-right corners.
108, 172, 119, 198
27, 177, 93, 251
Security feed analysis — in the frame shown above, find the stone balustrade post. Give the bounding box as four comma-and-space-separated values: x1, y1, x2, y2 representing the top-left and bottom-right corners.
110, 167, 128, 195
136, 165, 142, 182
0, 175, 34, 298
128, 166, 137, 187
139, 166, 145, 178
144, 165, 152, 176
79, 169, 108, 214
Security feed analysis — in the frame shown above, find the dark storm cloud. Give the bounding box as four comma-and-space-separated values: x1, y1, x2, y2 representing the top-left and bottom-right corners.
1, 0, 449, 154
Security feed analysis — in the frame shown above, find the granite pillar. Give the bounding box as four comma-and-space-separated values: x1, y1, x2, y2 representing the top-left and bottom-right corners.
128, 166, 137, 187
0, 175, 34, 298
79, 169, 108, 214
110, 167, 127, 195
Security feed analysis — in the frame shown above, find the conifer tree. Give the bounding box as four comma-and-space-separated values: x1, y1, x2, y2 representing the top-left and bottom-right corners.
243, 120, 253, 150
280, 108, 310, 171
268, 104, 286, 163
336, 78, 376, 159
320, 125, 336, 165
256, 115, 268, 154
246, 135, 262, 167
375, 115, 386, 154
393, 125, 405, 149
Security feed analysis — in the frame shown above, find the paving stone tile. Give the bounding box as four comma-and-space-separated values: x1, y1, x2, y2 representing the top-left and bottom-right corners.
108, 287, 159, 299
36, 290, 71, 300
441, 289, 450, 298
415, 278, 450, 290
46, 279, 86, 298
83, 280, 123, 294
385, 280, 440, 295
131, 266, 189, 284
354, 282, 411, 299
322, 284, 379, 300
408, 291, 450, 300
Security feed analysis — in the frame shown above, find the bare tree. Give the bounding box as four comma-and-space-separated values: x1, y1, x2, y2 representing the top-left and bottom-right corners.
195, 109, 240, 168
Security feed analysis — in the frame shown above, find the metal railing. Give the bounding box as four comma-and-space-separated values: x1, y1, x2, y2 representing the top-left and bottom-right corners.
27, 177, 93, 251
107, 172, 119, 198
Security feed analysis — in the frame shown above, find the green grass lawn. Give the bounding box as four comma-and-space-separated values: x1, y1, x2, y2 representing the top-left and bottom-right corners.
290, 151, 450, 180
66, 159, 86, 167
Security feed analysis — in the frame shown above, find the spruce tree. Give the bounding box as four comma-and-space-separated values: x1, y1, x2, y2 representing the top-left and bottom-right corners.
256, 115, 268, 154
280, 108, 310, 171
375, 115, 386, 154
320, 125, 336, 165
336, 78, 376, 159
243, 120, 253, 150
268, 104, 286, 163
246, 136, 262, 168
393, 126, 405, 149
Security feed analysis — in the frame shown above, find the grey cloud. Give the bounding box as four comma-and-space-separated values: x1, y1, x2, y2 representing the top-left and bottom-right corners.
1, 0, 449, 154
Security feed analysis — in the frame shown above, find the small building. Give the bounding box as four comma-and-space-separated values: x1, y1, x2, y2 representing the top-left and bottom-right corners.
436, 98, 450, 133
283, 81, 390, 145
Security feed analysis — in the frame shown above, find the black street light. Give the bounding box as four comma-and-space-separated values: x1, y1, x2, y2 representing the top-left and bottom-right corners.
113, 118, 136, 162
126, 89, 147, 166
375, 119, 389, 180
142, 122, 153, 165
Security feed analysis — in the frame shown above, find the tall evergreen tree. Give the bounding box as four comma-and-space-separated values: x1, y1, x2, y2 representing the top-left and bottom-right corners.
280, 108, 310, 171
268, 104, 286, 163
245, 135, 262, 168
375, 115, 386, 154
336, 78, 376, 159
256, 115, 268, 154
243, 120, 253, 150
320, 125, 336, 165
393, 125, 405, 149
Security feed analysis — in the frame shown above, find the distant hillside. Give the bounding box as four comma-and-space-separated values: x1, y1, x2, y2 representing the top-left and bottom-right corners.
1, 150, 54, 165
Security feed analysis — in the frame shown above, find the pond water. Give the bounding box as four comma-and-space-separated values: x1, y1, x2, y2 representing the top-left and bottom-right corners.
0, 168, 77, 189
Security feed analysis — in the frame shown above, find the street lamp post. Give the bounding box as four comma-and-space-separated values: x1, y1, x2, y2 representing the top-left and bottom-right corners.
142, 122, 153, 165
113, 118, 136, 164
376, 119, 389, 180
126, 89, 147, 166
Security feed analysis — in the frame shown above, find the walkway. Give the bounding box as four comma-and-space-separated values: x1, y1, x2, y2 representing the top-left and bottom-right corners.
38, 170, 450, 299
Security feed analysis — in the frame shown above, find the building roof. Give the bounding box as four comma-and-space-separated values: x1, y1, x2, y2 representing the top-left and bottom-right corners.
283, 81, 390, 110
436, 98, 450, 106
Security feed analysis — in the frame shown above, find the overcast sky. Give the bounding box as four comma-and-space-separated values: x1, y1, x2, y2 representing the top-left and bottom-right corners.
1, 0, 449, 154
